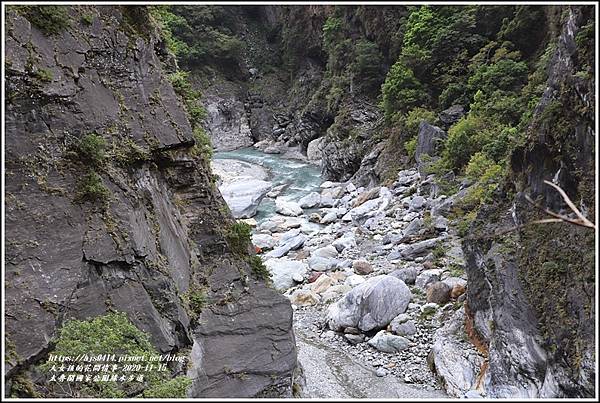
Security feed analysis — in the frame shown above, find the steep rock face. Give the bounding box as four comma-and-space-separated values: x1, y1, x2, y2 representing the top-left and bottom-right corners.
460, 6, 595, 398
4, 6, 297, 397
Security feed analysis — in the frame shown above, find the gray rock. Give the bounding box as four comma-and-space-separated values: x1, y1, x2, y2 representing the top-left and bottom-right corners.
332, 235, 357, 252
307, 256, 337, 272
312, 245, 339, 259
265, 258, 309, 291
220, 179, 272, 218
319, 195, 336, 208
400, 238, 440, 259
306, 137, 325, 161
391, 320, 417, 337
252, 233, 277, 250
275, 199, 303, 217
429, 307, 484, 397
298, 192, 321, 209
320, 210, 339, 224
415, 122, 447, 177
438, 105, 465, 129
327, 275, 412, 332
352, 259, 373, 275
345, 333, 365, 345
367, 330, 410, 353
375, 367, 387, 377
415, 269, 442, 289
409, 196, 426, 212
389, 267, 418, 285
266, 232, 307, 258
434, 216, 449, 231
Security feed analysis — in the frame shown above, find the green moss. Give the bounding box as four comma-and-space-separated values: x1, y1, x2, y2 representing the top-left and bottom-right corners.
16, 5, 71, 35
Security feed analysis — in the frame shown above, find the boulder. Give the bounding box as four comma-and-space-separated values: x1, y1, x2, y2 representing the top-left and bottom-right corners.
275, 199, 303, 217
426, 281, 452, 304
307, 137, 325, 161
322, 285, 351, 303
252, 233, 277, 250
312, 245, 338, 258
320, 210, 339, 224
400, 238, 440, 259
219, 179, 272, 218
367, 330, 410, 353
438, 105, 465, 129
265, 258, 308, 291
408, 196, 426, 212
345, 275, 366, 288
389, 267, 418, 285
352, 260, 373, 275
332, 235, 356, 252
265, 231, 307, 258
298, 192, 321, 209
326, 275, 412, 332
415, 269, 442, 289
390, 316, 417, 337
307, 256, 337, 272
415, 122, 447, 177
311, 274, 337, 294
289, 289, 320, 306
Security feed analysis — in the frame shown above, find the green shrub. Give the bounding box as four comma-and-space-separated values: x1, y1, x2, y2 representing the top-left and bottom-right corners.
322, 17, 343, 51
225, 222, 252, 255
404, 107, 437, 134
142, 376, 191, 398
248, 255, 272, 282
77, 171, 110, 202
442, 114, 486, 171
185, 287, 207, 316
17, 5, 70, 35
380, 61, 427, 120
76, 133, 107, 166
404, 136, 418, 158
190, 127, 213, 159
41, 312, 189, 398
350, 39, 384, 93
465, 152, 496, 181
168, 71, 206, 128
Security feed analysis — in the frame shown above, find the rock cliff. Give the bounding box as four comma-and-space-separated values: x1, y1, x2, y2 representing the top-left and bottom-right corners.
5, 5, 297, 397
457, 6, 595, 397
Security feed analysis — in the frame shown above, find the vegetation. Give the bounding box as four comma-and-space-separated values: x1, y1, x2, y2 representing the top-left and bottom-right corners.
76, 171, 110, 202
40, 312, 190, 398
248, 255, 272, 282
225, 222, 253, 255
15, 5, 71, 35
75, 134, 107, 167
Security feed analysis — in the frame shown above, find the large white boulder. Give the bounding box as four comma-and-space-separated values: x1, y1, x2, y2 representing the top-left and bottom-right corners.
265, 258, 308, 291
219, 179, 272, 218
326, 275, 412, 332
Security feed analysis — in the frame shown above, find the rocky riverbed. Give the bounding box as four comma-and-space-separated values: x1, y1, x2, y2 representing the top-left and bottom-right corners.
213, 147, 487, 399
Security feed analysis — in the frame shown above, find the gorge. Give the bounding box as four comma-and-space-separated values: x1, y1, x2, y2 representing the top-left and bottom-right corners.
4, 3, 596, 399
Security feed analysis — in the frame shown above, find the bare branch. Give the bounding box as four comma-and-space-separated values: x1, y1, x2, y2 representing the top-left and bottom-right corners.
543, 180, 595, 228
